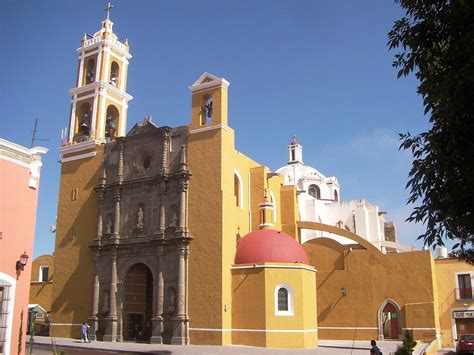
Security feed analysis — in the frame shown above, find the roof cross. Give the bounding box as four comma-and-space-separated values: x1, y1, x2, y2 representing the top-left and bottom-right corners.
104, 2, 114, 20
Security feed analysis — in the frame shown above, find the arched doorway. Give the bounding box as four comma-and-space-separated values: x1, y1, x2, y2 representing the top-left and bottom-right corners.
379, 300, 401, 339
123, 264, 153, 342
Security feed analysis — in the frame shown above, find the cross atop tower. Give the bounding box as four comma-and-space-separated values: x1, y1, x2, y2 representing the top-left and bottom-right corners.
105, 2, 114, 20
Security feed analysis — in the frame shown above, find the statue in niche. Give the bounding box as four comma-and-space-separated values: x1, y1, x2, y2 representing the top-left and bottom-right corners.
135, 206, 144, 233
167, 288, 176, 313
169, 212, 177, 229
105, 217, 113, 235
101, 290, 110, 315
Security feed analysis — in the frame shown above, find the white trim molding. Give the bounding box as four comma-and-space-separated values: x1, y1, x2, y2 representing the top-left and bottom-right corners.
0, 272, 17, 355
233, 168, 244, 209
189, 72, 230, 93
189, 124, 230, 135
231, 264, 316, 272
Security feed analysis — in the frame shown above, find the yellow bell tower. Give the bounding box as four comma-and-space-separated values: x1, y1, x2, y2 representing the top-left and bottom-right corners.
66, 3, 132, 145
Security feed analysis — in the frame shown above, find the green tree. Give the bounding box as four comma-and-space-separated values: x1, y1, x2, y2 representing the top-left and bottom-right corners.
395, 331, 417, 355
388, 0, 474, 261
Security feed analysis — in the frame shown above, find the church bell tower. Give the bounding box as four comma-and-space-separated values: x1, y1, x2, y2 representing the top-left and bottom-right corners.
66, 3, 132, 146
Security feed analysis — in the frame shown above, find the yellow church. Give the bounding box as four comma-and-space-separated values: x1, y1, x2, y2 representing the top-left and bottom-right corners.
30, 8, 474, 352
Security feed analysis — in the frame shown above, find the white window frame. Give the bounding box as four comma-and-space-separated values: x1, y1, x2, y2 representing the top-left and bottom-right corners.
0, 272, 16, 355
274, 283, 294, 316
233, 168, 244, 209
455, 272, 474, 300
270, 191, 277, 223
39, 265, 49, 282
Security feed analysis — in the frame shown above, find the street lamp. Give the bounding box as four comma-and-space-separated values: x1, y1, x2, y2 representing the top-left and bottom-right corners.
16, 251, 29, 271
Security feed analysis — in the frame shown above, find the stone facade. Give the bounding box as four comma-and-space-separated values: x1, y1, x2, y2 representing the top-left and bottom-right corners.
89, 120, 192, 344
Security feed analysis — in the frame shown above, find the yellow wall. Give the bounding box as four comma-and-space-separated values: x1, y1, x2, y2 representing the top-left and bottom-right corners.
187, 78, 288, 345
50, 146, 104, 338
435, 258, 474, 348
231, 263, 317, 348
30, 255, 55, 312
303, 237, 439, 342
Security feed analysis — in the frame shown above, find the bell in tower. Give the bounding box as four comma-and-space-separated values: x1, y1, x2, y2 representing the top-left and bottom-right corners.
65, 3, 133, 146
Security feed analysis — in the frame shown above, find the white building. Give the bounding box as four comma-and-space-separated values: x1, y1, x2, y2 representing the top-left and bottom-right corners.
276, 137, 413, 252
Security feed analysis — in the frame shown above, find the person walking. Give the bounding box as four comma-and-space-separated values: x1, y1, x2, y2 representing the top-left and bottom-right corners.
370, 339, 382, 355
81, 322, 90, 343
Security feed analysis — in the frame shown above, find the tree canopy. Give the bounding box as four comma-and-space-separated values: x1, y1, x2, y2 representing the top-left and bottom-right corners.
388, 0, 474, 261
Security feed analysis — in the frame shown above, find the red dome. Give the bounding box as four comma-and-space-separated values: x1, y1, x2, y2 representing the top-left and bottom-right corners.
235, 229, 309, 264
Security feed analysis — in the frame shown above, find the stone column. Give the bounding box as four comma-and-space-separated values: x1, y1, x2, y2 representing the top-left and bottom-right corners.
89, 252, 100, 340
150, 247, 165, 343
177, 179, 188, 236
158, 181, 167, 237
171, 243, 189, 345
161, 130, 170, 174
104, 247, 118, 341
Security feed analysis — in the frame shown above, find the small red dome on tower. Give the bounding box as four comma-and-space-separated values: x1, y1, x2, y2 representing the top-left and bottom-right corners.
234, 229, 309, 264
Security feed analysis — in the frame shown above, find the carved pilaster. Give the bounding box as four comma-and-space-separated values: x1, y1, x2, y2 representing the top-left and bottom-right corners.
151, 246, 165, 344
112, 189, 121, 240
89, 251, 100, 340
177, 179, 189, 236
161, 130, 170, 174
171, 242, 189, 345
104, 247, 118, 342
117, 138, 124, 183
158, 180, 168, 236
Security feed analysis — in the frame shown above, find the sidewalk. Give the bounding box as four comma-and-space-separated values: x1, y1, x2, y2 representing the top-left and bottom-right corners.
29, 336, 405, 354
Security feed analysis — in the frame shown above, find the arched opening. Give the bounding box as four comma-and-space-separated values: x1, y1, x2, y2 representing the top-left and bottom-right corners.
105, 105, 119, 142
75, 102, 92, 142
308, 184, 321, 199
233, 169, 243, 208
378, 300, 401, 340
334, 190, 339, 202
110, 61, 119, 86
201, 97, 213, 125
85, 58, 96, 84
123, 263, 153, 342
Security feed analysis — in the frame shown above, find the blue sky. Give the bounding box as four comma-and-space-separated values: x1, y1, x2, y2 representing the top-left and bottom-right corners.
1, 1, 436, 257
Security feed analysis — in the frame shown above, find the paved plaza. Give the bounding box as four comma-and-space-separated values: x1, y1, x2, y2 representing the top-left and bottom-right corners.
28, 336, 454, 354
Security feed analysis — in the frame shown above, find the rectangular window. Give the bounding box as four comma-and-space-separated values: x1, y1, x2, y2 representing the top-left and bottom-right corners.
39, 266, 49, 282
458, 274, 472, 299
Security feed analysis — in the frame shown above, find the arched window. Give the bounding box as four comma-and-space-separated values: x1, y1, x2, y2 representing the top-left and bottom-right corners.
110, 61, 119, 86
277, 288, 288, 311
308, 184, 321, 199
334, 190, 339, 202
105, 105, 119, 141
233, 169, 243, 208
85, 58, 96, 84
274, 284, 294, 316
201, 97, 213, 125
